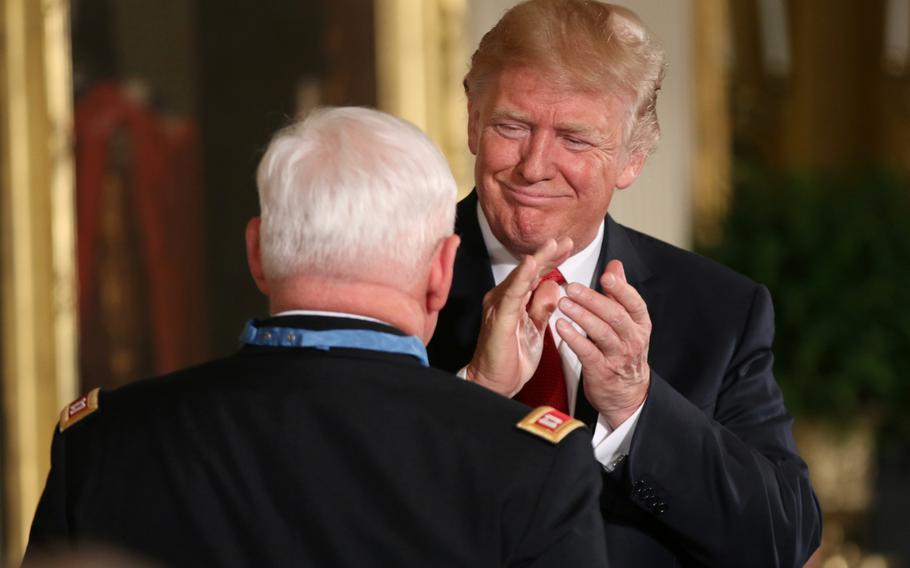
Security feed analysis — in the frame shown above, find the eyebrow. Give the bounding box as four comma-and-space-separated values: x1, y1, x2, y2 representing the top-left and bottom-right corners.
556, 123, 599, 139
489, 110, 532, 124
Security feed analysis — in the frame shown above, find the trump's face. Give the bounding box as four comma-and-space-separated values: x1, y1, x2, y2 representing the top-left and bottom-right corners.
468, 66, 643, 256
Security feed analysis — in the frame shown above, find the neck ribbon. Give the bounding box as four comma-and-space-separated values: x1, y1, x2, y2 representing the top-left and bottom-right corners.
239, 320, 428, 367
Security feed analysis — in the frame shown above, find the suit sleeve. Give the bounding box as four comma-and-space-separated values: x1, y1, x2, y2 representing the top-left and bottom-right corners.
511, 429, 608, 568
22, 427, 70, 562
620, 285, 821, 567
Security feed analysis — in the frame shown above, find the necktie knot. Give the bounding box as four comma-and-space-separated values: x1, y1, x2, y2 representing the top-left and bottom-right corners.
540, 268, 566, 286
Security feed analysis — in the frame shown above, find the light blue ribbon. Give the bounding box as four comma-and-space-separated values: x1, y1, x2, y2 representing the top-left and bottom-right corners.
239, 320, 428, 367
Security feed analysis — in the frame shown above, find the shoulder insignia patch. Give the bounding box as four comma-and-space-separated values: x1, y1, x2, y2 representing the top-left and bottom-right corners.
516, 406, 584, 444
59, 388, 100, 432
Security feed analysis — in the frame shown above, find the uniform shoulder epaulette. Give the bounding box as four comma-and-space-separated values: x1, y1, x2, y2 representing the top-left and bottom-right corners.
59, 388, 101, 432
516, 406, 585, 444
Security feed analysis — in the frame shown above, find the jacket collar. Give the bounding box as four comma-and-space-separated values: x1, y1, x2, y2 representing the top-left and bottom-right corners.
597, 215, 653, 290
452, 192, 496, 298
458, 190, 653, 292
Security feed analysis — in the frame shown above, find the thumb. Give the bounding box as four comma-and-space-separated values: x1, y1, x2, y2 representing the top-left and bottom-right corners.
527, 279, 560, 333
601, 259, 626, 289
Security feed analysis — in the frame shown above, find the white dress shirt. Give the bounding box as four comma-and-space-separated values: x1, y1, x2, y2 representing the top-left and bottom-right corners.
476, 204, 642, 471
274, 309, 388, 325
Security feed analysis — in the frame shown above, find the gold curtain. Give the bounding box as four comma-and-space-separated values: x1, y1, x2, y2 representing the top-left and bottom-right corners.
0, 0, 78, 563
692, 0, 732, 246
374, 0, 472, 197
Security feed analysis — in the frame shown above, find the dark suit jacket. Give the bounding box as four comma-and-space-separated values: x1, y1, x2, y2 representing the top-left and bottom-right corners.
428, 193, 822, 567
25, 315, 607, 567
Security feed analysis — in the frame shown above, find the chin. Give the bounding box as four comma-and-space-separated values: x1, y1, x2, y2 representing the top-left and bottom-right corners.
503, 212, 550, 247
506, 232, 554, 257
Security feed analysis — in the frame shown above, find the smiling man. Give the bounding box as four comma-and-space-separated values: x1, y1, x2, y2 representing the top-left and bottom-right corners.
469, 67, 641, 259
427, 1, 822, 566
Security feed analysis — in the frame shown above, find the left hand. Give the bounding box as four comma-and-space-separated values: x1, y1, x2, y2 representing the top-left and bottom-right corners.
555, 260, 651, 428
466, 238, 573, 397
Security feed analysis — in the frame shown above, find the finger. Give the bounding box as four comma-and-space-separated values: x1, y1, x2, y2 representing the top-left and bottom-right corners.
565, 283, 640, 343
599, 260, 624, 293
558, 295, 622, 349
605, 259, 626, 282
555, 318, 602, 367
564, 282, 613, 320
599, 262, 649, 325
527, 279, 560, 331
495, 255, 539, 317
531, 237, 574, 280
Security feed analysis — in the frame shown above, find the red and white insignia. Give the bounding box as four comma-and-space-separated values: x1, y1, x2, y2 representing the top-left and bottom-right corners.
59, 388, 100, 432
516, 406, 585, 443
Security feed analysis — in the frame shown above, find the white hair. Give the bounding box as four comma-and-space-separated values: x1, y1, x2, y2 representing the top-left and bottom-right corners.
255, 107, 457, 283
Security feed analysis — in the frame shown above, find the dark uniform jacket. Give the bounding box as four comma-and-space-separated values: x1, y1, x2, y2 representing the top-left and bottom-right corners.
427, 193, 822, 567
25, 315, 608, 567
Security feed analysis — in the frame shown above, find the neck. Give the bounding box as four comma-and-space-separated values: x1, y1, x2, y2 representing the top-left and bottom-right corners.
267, 276, 427, 340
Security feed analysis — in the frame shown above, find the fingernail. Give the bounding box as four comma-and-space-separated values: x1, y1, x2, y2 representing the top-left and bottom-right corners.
566, 283, 582, 297
604, 273, 617, 288
560, 298, 577, 312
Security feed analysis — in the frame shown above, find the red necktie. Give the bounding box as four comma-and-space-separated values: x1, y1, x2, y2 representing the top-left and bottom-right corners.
514, 269, 569, 413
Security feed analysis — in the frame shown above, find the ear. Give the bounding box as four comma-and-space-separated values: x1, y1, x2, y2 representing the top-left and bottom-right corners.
616, 151, 646, 190
467, 97, 480, 156
245, 217, 270, 294
422, 234, 461, 342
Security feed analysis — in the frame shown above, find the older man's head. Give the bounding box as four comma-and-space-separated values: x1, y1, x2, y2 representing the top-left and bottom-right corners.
465, 0, 665, 255
255, 107, 457, 285
247, 107, 461, 343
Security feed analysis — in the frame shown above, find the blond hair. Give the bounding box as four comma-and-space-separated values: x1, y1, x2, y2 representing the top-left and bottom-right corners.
465, 0, 666, 157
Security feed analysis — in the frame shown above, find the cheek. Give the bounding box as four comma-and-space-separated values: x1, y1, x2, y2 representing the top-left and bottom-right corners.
478, 135, 520, 173
564, 160, 614, 200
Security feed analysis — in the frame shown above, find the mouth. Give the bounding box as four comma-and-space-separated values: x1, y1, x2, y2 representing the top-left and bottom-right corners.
501, 184, 570, 206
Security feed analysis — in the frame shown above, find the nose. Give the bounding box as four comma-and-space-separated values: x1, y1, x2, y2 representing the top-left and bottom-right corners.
516, 131, 555, 183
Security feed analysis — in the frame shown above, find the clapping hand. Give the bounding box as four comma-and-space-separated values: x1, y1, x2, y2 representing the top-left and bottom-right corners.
555, 260, 651, 427
466, 238, 573, 397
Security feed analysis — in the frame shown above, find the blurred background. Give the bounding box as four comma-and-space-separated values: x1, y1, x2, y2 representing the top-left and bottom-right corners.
0, 0, 907, 565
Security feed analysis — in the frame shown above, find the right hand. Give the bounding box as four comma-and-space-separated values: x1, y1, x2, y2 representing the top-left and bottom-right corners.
466, 237, 573, 397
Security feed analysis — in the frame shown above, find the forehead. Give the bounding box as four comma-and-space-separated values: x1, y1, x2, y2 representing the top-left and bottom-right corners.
478, 67, 629, 131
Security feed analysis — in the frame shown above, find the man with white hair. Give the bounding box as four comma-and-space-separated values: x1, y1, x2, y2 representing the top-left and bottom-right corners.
427, 0, 822, 566
24, 107, 608, 567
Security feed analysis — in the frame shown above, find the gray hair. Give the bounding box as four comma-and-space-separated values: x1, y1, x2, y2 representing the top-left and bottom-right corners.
255, 107, 457, 282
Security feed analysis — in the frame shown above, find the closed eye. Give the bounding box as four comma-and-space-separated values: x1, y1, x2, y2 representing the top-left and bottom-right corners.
494, 123, 529, 139
562, 136, 592, 151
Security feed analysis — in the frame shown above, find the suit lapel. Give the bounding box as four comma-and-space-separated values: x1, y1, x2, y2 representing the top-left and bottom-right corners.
593, 216, 653, 292
453, 192, 495, 300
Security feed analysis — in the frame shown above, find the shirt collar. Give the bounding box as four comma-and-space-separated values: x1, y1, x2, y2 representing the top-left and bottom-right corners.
477, 201, 605, 287
274, 309, 389, 326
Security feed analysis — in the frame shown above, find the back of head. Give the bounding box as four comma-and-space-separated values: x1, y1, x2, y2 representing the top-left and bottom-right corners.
465, 0, 666, 157
255, 107, 457, 285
